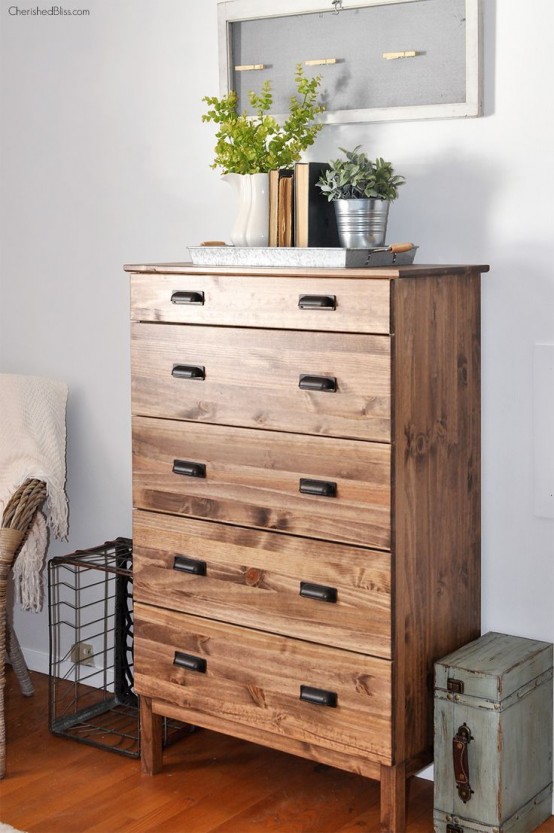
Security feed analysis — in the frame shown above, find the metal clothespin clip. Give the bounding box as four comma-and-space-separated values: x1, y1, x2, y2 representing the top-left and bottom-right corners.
332, 0, 343, 13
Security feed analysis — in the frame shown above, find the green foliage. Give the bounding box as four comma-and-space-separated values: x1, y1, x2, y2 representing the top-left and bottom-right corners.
317, 146, 405, 201
202, 65, 325, 174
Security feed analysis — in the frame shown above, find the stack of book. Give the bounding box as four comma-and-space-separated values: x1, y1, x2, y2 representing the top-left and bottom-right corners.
269, 163, 340, 248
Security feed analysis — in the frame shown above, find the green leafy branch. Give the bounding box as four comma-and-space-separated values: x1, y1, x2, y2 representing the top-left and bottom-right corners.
202, 65, 325, 174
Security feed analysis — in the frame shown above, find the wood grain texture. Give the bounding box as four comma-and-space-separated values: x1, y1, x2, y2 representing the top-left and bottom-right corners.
3, 669, 551, 833
125, 262, 489, 279
132, 416, 391, 549
138, 696, 162, 775
128, 263, 489, 833
391, 271, 482, 765
131, 323, 392, 442
380, 762, 407, 833
133, 510, 392, 657
130, 272, 392, 333
134, 603, 393, 764
149, 696, 383, 781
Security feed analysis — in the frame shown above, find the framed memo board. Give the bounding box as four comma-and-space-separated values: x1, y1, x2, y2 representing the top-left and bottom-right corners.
217, 0, 482, 124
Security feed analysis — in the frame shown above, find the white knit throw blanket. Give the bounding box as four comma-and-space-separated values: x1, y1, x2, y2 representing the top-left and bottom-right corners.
0, 374, 68, 611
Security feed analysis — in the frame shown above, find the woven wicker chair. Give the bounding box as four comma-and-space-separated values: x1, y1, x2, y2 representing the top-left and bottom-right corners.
0, 478, 47, 779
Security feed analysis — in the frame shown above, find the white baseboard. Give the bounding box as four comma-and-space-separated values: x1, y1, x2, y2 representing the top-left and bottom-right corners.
20, 647, 50, 676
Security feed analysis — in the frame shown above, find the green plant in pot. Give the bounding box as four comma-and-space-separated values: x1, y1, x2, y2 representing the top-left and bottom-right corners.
202, 66, 324, 246
316, 146, 405, 248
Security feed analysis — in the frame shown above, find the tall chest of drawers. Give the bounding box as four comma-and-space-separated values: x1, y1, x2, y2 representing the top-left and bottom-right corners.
125, 261, 487, 832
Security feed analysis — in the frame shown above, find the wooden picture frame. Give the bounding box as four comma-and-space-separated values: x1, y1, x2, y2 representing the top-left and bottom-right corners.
217, 0, 482, 124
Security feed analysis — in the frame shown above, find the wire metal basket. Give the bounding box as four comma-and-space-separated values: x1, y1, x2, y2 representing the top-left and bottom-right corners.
48, 538, 189, 758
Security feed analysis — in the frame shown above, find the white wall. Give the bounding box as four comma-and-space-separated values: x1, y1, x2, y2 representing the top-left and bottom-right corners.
1, 0, 553, 780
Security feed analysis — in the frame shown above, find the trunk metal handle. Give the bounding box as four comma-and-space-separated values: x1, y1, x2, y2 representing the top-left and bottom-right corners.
453, 723, 474, 803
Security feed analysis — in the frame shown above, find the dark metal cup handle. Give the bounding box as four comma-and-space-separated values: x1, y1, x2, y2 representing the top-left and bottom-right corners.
173, 652, 206, 673
171, 290, 204, 305
173, 555, 207, 575
298, 294, 336, 310
300, 685, 337, 708
171, 365, 205, 380
300, 581, 337, 603
172, 460, 206, 478
298, 375, 337, 392
299, 478, 337, 497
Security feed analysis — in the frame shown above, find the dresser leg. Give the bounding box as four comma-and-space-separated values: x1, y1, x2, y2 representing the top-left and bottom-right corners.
140, 696, 163, 775
379, 762, 407, 833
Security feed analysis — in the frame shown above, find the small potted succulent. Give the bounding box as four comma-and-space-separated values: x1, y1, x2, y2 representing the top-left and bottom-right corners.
316, 146, 405, 248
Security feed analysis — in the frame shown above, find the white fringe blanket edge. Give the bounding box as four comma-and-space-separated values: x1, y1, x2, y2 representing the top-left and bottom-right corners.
0, 374, 68, 611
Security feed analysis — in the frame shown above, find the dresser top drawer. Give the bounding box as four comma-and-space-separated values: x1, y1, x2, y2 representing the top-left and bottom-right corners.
129, 272, 391, 334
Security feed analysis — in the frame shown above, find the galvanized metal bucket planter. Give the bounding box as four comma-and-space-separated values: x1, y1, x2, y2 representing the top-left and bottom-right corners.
334, 198, 390, 248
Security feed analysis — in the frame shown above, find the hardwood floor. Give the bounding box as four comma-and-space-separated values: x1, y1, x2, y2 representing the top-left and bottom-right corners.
1, 669, 553, 833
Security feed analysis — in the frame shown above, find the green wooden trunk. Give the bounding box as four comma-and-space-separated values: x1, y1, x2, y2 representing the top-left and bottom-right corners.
434, 631, 553, 833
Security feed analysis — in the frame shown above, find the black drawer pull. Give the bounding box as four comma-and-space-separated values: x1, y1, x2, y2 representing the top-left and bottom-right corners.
172, 460, 206, 478
173, 555, 207, 575
171, 364, 206, 380
173, 652, 207, 673
299, 374, 337, 392
171, 290, 205, 305
298, 294, 336, 310
299, 478, 337, 498
300, 581, 337, 603
300, 685, 337, 708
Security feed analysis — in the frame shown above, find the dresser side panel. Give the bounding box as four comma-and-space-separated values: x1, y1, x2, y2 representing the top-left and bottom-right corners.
391, 270, 482, 763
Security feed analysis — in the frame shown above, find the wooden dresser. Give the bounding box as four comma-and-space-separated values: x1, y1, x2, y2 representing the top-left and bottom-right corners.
125, 261, 487, 832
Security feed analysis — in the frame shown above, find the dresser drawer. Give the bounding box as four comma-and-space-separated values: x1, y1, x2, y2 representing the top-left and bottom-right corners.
132, 323, 391, 442
134, 603, 393, 764
130, 273, 391, 334
133, 510, 391, 658
132, 416, 391, 549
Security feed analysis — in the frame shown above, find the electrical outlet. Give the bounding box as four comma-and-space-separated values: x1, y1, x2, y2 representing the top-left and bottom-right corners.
70, 641, 95, 666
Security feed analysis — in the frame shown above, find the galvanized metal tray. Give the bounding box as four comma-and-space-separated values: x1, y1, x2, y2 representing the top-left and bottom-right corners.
188, 244, 417, 268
